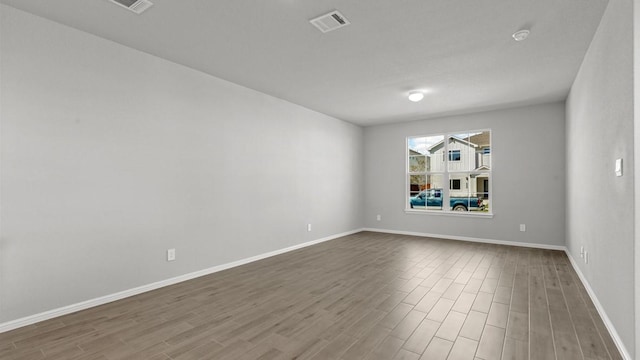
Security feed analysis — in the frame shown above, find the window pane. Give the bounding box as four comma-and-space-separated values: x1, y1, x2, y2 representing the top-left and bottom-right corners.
473, 174, 490, 212
409, 174, 426, 198
409, 174, 443, 210
409, 154, 426, 172
408, 135, 444, 171
448, 173, 490, 212
447, 133, 473, 171
449, 173, 471, 212
469, 131, 491, 170
448, 173, 469, 197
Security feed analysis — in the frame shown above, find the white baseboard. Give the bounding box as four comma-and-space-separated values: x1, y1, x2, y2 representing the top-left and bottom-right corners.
362, 227, 567, 251
0, 228, 364, 334
565, 252, 632, 360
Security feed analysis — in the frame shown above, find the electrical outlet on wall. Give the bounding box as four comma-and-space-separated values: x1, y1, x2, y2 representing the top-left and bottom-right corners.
167, 248, 176, 261
580, 246, 584, 258
519, 224, 526, 232
376, 214, 381, 221
584, 251, 589, 264
307, 224, 312, 232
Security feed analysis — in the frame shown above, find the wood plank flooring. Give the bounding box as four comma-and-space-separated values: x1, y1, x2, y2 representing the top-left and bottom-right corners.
0, 231, 624, 359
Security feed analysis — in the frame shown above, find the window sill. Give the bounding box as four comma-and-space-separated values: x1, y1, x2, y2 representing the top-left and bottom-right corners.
404, 209, 494, 218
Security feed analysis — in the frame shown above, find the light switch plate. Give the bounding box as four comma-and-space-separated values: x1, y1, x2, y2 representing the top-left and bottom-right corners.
615, 158, 623, 177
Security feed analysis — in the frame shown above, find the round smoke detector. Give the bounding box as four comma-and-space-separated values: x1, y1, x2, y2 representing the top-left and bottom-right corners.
512, 29, 530, 42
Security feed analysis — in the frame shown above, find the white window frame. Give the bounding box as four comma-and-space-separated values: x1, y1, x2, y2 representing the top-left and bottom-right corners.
406, 129, 493, 217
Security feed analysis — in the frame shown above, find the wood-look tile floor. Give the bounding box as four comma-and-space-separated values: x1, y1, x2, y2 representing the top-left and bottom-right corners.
0, 232, 623, 360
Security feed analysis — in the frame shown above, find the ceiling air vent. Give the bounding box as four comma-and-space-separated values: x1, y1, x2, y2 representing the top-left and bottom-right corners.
109, 0, 154, 14
310, 10, 350, 33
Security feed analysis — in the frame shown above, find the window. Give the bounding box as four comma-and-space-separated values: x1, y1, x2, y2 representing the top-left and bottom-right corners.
407, 130, 491, 213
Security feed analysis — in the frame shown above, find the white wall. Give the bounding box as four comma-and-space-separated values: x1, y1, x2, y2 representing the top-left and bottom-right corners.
0, 5, 363, 324
363, 102, 566, 247
566, 0, 634, 356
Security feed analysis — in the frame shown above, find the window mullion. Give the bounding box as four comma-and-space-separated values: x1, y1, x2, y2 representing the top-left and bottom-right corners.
443, 133, 450, 211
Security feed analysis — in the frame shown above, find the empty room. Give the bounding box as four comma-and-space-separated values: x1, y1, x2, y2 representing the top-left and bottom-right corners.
0, 0, 638, 359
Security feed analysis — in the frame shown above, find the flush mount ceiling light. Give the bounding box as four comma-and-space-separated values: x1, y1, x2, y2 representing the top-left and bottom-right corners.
408, 91, 424, 102
512, 29, 530, 41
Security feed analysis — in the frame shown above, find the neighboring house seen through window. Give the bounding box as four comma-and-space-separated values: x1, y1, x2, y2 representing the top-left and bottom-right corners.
408, 130, 491, 213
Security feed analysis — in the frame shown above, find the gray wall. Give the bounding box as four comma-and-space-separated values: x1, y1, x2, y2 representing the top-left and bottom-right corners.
363, 102, 566, 247
0, 6, 363, 323
566, 0, 634, 356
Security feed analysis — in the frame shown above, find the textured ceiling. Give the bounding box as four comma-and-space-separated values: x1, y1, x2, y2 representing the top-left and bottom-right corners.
0, 0, 609, 125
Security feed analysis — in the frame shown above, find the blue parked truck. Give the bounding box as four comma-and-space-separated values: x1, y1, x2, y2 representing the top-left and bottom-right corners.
410, 188, 484, 211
